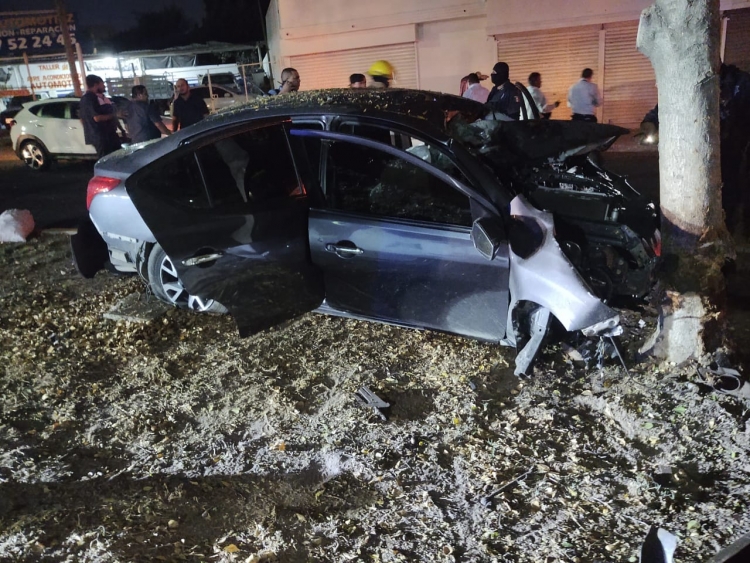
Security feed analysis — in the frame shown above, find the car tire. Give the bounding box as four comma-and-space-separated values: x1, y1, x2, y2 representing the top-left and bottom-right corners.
146, 244, 227, 314
20, 140, 50, 171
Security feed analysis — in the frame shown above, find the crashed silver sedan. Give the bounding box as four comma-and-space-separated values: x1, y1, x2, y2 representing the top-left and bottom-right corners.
73, 89, 659, 375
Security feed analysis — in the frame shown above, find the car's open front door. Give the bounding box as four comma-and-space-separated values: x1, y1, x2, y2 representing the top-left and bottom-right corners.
289, 126, 510, 342
126, 120, 324, 336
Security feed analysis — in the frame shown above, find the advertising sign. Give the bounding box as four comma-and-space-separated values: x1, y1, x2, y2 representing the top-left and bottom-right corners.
0, 10, 77, 58
27, 60, 77, 91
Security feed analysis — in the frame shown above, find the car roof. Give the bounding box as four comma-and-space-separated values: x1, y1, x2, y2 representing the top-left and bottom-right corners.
203, 88, 487, 132
23, 97, 79, 107
235, 88, 484, 119
196, 84, 232, 91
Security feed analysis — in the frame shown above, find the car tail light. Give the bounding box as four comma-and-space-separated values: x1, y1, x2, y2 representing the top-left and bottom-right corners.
86, 176, 121, 209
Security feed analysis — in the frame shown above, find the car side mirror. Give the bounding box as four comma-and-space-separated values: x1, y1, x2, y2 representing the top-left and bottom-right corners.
472, 217, 505, 260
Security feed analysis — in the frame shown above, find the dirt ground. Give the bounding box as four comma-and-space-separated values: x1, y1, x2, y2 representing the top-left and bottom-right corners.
1, 234, 749, 562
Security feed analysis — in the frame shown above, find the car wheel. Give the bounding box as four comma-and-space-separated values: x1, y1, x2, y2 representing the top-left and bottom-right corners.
20, 140, 49, 171
21, 141, 50, 170
147, 244, 227, 313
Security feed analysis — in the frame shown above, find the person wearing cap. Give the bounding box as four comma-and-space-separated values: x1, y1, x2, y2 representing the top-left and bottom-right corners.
462, 73, 490, 103
349, 73, 367, 88
486, 62, 522, 120
368, 60, 394, 89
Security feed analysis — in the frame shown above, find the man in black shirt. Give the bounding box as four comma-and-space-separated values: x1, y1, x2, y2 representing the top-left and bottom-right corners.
126, 85, 171, 143
78, 74, 122, 158
171, 78, 209, 131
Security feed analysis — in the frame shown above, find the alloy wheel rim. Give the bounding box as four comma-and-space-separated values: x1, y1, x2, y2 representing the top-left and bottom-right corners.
22, 144, 44, 169
158, 254, 216, 312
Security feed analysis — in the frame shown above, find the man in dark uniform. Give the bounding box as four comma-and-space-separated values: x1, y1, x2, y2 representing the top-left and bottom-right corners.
171, 78, 209, 131
78, 74, 122, 158
125, 85, 171, 144
486, 62, 522, 120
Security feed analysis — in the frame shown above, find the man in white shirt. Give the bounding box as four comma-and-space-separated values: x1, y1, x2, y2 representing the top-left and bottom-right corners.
567, 68, 601, 122
526, 72, 559, 119
462, 73, 490, 103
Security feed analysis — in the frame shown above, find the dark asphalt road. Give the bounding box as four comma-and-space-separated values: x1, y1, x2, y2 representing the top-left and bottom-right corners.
0, 135, 93, 229
0, 131, 661, 230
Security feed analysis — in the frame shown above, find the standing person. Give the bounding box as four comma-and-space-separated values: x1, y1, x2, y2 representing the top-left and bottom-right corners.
567, 68, 601, 122
78, 74, 121, 158
268, 68, 301, 95
349, 73, 367, 88
125, 85, 171, 144
486, 62, 522, 120
462, 73, 490, 103
527, 72, 559, 119
171, 78, 209, 132
368, 60, 394, 89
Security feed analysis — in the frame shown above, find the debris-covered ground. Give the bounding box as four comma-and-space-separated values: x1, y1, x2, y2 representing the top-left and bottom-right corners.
1, 235, 749, 562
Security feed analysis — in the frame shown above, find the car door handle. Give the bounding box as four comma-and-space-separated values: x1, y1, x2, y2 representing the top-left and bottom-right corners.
182, 252, 223, 266
325, 242, 364, 258
34, 123, 44, 127
67, 126, 77, 130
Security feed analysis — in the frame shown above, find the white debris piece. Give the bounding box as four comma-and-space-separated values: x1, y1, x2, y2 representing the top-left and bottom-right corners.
0, 209, 35, 243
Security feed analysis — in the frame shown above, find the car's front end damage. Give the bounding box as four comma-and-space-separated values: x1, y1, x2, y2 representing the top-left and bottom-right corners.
501, 196, 621, 376
453, 118, 660, 302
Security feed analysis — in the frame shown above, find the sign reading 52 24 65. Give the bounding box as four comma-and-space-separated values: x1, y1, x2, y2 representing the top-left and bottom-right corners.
0, 11, 77, 58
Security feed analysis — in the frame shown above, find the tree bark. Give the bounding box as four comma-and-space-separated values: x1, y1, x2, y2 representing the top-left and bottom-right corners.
636, 0, 732, 363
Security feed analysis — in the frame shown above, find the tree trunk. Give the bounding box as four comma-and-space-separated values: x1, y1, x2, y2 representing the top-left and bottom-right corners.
636, 0, 732, 363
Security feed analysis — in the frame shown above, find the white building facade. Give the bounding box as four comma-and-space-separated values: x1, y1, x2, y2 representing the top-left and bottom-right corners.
267, 0, 750, 128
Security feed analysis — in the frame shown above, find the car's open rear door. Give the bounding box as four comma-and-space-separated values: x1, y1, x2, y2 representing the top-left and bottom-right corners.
126, 119, 324, 336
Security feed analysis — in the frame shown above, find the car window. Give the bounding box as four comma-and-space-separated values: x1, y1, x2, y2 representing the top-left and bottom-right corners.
138, 152, 209, 209
70, 102, 81, 120
192, 87, 210, 99
321, 139, 472, 227
195, 123, 302, 209
338, 121, 471, 184
27, 105, 43, 116
39, 102, 68, 119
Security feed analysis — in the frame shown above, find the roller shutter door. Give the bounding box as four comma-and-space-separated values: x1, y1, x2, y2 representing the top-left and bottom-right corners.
602, 21, 657, 128
725, 8, 750, 71
496, 26, 600, 120
290, 43, 418, 91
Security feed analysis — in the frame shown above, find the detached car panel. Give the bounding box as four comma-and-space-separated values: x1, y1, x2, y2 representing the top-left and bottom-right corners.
75, 88, 654, 375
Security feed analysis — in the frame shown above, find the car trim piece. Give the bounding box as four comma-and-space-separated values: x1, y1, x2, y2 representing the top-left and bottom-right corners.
182, 252, 224, 266
102, 232, 139, 244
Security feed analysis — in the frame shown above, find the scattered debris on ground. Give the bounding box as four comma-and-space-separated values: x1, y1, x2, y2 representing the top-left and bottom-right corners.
1, 235, 749, 562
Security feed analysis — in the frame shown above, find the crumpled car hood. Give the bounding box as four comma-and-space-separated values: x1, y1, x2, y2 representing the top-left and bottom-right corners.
450, 119, 630, 163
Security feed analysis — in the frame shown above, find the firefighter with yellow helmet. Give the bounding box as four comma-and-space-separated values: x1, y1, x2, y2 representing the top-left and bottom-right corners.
368, 60, 394, 88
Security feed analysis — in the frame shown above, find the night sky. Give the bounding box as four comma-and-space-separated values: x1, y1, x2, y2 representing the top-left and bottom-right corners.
1, 0, 206, 31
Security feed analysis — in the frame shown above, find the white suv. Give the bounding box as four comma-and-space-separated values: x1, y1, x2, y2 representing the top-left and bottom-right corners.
11, 98, 96, 170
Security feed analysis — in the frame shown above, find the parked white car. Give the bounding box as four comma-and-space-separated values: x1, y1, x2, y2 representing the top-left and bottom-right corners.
11, 97, 171, 170
11, 98, 95, 170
